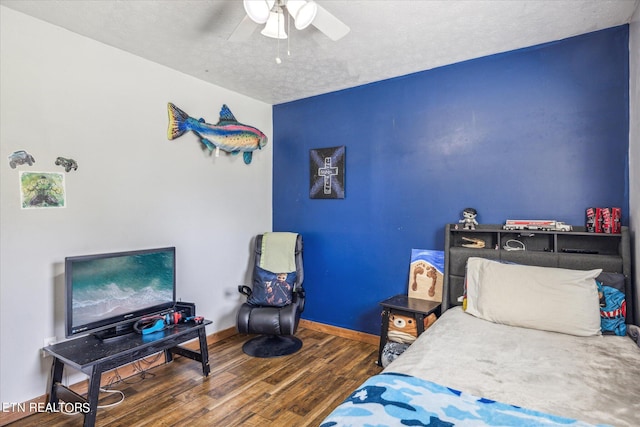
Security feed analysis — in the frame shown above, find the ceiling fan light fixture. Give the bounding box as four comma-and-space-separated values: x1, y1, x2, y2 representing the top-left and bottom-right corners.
287, 0, 318, 30
261, 10, 288, 39
244, 0, 275, 24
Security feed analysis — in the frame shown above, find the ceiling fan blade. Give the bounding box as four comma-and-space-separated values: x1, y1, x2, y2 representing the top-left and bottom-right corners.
311, 3, 350, 41
228, 15, 260, 42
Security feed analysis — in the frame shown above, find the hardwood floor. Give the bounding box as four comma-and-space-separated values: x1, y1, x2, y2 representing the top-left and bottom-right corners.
8, 327, 382, 426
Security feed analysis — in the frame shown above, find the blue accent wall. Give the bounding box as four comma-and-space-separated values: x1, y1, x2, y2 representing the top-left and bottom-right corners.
273, 26, 630, 334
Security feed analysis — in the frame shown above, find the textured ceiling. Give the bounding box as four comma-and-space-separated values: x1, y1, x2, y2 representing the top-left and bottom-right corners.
1, 0, 638, 105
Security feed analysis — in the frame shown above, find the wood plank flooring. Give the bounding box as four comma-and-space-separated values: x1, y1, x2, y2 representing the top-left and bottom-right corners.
7, 327, 382, 426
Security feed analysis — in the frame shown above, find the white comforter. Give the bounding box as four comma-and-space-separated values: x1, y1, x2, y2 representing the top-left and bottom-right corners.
385, 307, 640, 427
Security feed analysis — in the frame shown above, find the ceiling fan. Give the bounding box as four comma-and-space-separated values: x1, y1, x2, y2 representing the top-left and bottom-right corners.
229, 0, 350, 42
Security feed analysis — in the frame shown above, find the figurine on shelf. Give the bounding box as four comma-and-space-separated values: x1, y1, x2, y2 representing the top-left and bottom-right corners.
459, 208, 479, 230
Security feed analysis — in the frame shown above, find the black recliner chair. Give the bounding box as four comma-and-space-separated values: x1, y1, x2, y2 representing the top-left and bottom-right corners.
237, 232, 304, 357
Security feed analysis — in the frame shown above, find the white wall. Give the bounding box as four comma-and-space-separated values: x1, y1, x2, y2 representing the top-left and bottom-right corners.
0, 7, 272, 404
631, 5, 640, 326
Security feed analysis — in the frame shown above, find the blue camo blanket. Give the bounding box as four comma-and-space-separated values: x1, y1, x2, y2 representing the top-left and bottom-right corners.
320, 372, 608, 427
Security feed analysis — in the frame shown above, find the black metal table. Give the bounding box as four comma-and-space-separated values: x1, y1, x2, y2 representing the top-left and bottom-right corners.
377, 295, 440, 366
43, 320, 211, 427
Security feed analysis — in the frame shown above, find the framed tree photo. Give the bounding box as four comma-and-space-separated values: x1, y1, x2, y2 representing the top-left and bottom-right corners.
309, 146, 345, 199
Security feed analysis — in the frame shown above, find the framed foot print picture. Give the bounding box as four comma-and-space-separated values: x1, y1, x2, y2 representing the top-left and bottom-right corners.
408, 249, 444, 302
309, 146, 345, 199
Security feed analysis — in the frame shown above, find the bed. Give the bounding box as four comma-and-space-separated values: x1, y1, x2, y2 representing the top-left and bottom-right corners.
320, 232, 640, 427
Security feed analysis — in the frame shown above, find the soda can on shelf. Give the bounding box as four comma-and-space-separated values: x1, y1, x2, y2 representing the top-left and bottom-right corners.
611, 207, 621, 234
594, 208, 603, 233
601, 208, 612, 233
585, 208, 596, 232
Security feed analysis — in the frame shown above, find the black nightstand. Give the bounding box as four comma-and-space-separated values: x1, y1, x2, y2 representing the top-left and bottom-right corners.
377, 294, 441, 366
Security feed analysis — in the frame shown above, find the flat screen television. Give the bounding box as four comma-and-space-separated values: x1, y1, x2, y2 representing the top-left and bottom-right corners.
65, 247, 176, 340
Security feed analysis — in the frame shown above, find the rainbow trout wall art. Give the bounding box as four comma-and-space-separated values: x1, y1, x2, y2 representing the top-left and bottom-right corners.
167, 103, 267, 165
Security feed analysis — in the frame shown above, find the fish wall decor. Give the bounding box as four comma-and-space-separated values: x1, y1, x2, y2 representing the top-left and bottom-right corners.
167, 103, 267, 165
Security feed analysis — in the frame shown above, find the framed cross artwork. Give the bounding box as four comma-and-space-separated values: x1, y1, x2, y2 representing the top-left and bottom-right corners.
309, 146, 345, 199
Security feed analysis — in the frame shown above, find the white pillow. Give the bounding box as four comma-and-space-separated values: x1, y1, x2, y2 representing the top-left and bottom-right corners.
465, 257, 602, 336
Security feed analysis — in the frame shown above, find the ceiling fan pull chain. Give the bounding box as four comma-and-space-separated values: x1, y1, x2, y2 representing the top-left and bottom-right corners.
287, 5, 291, 57
276, 8, 282, 64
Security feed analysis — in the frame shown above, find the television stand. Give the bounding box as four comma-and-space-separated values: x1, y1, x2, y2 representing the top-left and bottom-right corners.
43, 320, 211, 427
